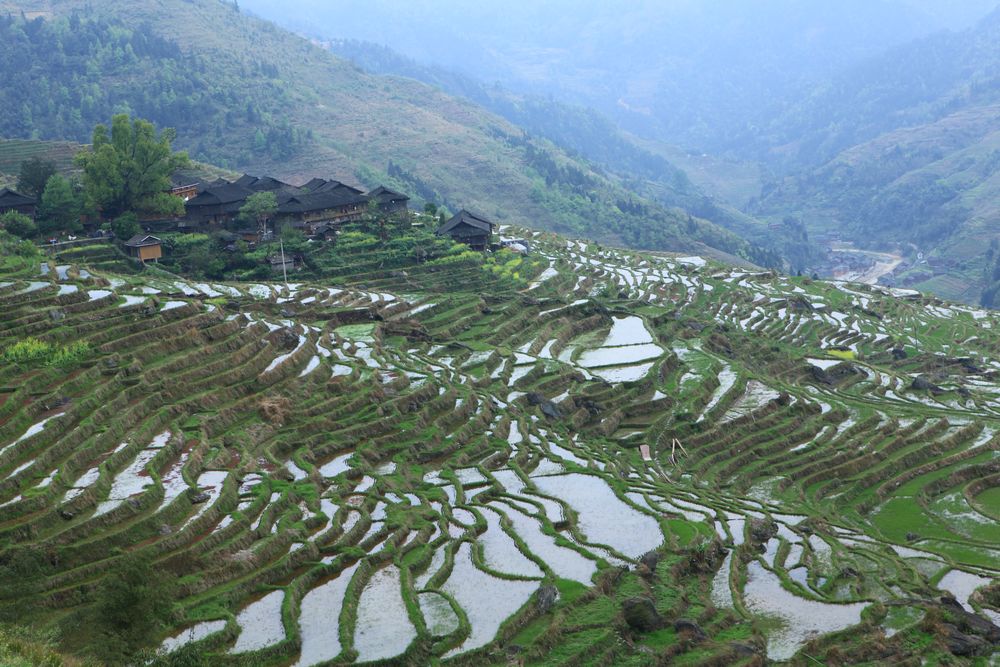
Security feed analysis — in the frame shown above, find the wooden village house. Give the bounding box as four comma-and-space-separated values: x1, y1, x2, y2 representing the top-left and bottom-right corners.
368, 186, 410, 215
179, 174, 406, 236
0, 188, 37, 218
183, 183, 257, 227
268, 253, 297, 273
124, 234, 163, 262
275, 188, 369, 233
436, 210, 497, 251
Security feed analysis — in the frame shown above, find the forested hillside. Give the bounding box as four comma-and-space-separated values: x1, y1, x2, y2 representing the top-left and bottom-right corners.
0, 0, 775, 265
0, 13, 308, 162
751, 6, 1000, 168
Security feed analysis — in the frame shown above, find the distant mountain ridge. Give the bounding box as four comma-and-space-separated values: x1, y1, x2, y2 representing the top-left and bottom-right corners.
239, 0, 1000, 155
750, 5, 1000, 169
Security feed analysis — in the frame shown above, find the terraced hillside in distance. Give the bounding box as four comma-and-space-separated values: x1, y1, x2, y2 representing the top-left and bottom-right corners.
1, 228, 999, 665
0, 139, 81, 188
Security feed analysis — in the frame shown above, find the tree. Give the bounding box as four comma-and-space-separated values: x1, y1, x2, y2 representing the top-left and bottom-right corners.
93, 556, 175, 663
111, 212, 140, 241
180, 237, 226, 279
238, 191, 277, 236
76, 114, 190, 220
37, 174, 81, 234
16, 157, 56, 198
365, 199, 390, 240
423, 202, 437, 217
0, 210, 37, 239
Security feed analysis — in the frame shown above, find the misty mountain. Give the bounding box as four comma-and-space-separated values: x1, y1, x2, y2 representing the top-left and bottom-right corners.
324, 39, 786, 258
752, 5, 1000, 167
239, 0, 999, 159
752, 10, 1000, 303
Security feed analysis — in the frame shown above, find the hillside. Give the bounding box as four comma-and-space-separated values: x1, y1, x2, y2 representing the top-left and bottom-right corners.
748, 6, 1000, 169
754, 101, 1000, 304
320, 39, 822, 271
0, 0, 771, 265
0, 138, 238, 194
226, 0, 1000, 302
719, 8, 1000, 304
1, 221, 1000, 663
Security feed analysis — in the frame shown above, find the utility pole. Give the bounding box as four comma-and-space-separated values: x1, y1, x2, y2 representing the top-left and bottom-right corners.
280, 237, 289, 290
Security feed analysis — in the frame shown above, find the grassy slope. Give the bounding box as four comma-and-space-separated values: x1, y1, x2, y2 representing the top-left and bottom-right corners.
319, 39, 776, 246
0, 0, 754, 259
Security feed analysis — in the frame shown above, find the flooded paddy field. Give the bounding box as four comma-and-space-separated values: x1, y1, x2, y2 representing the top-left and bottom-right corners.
0, 229, 998, 664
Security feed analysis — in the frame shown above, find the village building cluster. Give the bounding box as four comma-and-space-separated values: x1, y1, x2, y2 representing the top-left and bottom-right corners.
174, 174, 410, 240
2, 173, 512, 263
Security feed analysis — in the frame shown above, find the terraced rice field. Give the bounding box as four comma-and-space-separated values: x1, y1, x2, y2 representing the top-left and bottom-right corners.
1, 229, 998, 664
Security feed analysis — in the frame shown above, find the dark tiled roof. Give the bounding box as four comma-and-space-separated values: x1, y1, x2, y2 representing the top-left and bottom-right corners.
368, 185, 410, 204
277, 190, 369, 215
314, 180, 365, 196
186, 184, 255, 208
236, 174, 296, 192
124, 234, 162, 247
437, 210, 496, 236
301, 177, 328, 191
0, 188, 36, 207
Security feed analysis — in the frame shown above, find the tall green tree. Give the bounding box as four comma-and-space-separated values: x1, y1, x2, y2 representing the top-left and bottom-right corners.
76, 114, 190, 219
37, 174, 81, 235
238, 191, 278, 235
16, 157, 56, 198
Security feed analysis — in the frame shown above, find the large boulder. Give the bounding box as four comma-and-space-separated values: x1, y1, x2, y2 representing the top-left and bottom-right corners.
749, 517, 777, 544
535, 585, 559, 614
622, 597, 663, 632
943, 623, 989, 656
939, 597, 1000, 642
673, 619, 707, 641
912, 375, 944, 395
526, 392, 562, 419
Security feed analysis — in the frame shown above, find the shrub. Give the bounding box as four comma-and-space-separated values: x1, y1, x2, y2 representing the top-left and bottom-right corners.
92, 556, 176, 663
111, 213, 140, 241
0, 211, 37, 240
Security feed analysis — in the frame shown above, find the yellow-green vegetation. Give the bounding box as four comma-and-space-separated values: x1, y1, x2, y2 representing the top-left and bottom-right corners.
0, 624, 90, 667
484, 250, 535, 283
0, 226, 998, 666
2, 338, 91, 367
